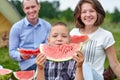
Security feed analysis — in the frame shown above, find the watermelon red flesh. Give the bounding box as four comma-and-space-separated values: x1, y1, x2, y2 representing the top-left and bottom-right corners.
17, 35, 88, 56
18, 48, 40, 56
13, 70, 35, 80
70, 35, 89, 43
0, 68, 12, 75
39, 43, 81, 62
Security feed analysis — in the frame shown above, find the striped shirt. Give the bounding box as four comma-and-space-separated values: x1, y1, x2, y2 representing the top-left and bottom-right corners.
38, 59, 76, 80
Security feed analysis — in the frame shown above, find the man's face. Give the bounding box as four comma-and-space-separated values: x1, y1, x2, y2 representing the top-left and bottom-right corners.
23, 0, 40, 21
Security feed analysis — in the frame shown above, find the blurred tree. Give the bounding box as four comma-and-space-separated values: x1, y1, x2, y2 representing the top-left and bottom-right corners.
40, 1, 60, 19
8, 0, 74, 22
9, 0, 60, 18
111, 7, 120, 23
58, 8, 74, 22
10, 0, 25, 17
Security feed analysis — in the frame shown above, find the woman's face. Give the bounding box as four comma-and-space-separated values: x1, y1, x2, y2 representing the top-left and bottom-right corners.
47, 25, 70, 47
80, 3, 97, 27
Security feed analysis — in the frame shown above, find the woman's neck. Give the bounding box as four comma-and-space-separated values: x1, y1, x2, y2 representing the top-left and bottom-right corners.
80, 26, 98, 34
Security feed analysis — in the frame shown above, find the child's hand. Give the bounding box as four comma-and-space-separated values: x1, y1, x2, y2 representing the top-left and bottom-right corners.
36, 53, 46, 70
73, 51, 84, 68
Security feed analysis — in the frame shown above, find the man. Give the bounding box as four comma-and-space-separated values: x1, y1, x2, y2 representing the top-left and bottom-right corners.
9, 0, 51, 71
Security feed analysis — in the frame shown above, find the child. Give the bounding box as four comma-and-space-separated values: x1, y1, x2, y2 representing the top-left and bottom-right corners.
35, 22, 84, 80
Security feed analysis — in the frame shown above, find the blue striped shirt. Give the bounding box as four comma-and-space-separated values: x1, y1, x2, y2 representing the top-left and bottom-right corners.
9, 17, 51, 70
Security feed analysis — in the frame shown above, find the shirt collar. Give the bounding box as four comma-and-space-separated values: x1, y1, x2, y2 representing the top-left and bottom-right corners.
24, 17, 41, 28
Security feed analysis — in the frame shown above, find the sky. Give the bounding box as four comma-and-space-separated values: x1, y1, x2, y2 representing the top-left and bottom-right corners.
40, 0, 120, 13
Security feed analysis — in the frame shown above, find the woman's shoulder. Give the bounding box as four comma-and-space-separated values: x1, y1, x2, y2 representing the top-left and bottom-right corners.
71, 28, 79, 31
98, 27, 113, 35
70, 28, 80, 35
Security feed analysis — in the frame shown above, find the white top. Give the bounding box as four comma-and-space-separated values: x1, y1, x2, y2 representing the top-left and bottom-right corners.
70, 27, 115, 77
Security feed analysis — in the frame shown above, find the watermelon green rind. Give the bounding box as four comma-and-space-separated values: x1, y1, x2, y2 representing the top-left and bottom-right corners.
39, 35, 88, 62
0, 68, 13, 80
46, 56, 75, 62
39, 44, 81, 62
13, 70, 35, 80
0, 68, 12, 75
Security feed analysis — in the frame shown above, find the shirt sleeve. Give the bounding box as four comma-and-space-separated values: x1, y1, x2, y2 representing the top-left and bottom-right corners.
103, 32, 115, 49
9, 25, 22, 61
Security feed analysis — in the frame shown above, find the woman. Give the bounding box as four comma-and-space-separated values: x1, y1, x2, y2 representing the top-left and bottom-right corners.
70, 0, 120, 80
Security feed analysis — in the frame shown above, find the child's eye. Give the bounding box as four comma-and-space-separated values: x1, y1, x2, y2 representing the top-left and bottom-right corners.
52, 35, 57, 38
62, 35, 68, 38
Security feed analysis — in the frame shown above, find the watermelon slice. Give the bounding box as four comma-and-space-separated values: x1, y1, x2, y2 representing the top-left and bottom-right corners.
39, 43, 81, 62
0, 68, 12, 80
18, 48, 40, 56
13, 70, 35, 80
17, 35, 88, 56
70, 35, 89, 43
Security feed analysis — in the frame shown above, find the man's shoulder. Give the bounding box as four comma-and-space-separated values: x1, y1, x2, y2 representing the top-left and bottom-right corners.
10, 19, 25, 31
38, 18, 50, 25
13, 18, 24, 26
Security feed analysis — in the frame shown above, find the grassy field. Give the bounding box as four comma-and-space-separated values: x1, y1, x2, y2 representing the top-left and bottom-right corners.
102, 23, 120, 80
0, 22, 120, 79
0, 47, 19, 71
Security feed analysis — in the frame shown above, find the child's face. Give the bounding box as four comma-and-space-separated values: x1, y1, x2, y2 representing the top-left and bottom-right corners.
47, 25, 70, 47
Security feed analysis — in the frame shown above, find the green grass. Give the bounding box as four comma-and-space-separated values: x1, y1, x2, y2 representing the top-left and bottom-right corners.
0, 47, 19, 71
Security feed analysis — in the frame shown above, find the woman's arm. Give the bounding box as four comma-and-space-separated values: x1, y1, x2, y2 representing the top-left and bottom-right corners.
106, 45, 120, 79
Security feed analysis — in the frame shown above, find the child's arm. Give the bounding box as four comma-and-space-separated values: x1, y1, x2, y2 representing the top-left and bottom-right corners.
36, 67, 45, 80
35, 54, 46, 80
74, 66, 84, 80
73, 51, 84, 80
